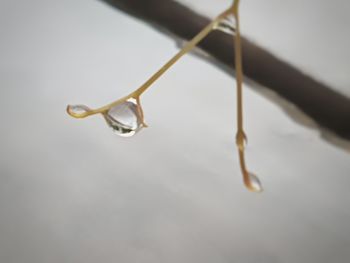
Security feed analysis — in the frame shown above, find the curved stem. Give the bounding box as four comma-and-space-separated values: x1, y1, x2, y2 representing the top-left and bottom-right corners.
68, 8, 234, 119
69, 9, 236, 119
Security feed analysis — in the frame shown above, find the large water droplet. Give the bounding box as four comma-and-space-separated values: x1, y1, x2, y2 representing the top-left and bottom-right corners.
104, 99, 143, 137
246, 172, 263, 193
67, 104, 91, 118
214, 15, 235, 35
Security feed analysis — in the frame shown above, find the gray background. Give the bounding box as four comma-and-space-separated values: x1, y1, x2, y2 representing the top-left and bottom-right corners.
0, 0, 349, 262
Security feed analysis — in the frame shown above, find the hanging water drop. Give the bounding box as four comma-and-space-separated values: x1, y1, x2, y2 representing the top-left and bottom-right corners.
104, 99, 143, 137
245, 172, 263, 193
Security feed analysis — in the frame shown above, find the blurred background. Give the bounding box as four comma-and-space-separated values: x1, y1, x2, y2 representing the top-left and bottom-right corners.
0, 0, 349, 262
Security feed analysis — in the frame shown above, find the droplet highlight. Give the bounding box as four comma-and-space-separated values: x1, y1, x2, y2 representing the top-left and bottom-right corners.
104, 99, 143, 137
245, 172, 263, 193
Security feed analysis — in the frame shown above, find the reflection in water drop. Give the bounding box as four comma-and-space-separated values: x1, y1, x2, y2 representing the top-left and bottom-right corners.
214, 15, 235, 35
246, 172, 263, 192
104, 100, 143, 137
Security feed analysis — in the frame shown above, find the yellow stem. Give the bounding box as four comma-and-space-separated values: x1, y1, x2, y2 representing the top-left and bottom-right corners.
130, 9, 232, 98
71, 8, 233, 118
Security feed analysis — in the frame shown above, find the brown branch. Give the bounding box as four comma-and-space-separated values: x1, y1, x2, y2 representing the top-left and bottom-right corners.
101, 0, 350, 141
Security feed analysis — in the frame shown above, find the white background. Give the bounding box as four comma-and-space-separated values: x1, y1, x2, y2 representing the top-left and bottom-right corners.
0, 0, 349, 262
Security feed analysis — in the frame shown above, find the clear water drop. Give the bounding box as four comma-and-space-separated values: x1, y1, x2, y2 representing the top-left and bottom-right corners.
67, 104, 91, 117
236, 131, 247, 150
104, 99, 143, 137
214, 15, 235, 35
246, 172, 263, 192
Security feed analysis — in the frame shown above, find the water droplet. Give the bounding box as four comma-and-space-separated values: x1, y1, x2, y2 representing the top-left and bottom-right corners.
67, 104, 91, 118
245, 172, 263, 192
236, 131, 247, 150
214, 15, 235, 35
104, 99, 143, 137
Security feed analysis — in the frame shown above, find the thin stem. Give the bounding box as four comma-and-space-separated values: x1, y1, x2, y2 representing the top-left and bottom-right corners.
67, 8, 234, 119
130, 9, 232, 98
233, 0, 243, 133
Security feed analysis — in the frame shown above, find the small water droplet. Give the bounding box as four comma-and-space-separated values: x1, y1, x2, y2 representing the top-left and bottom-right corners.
236, 131, 247, 150
104, 99, 143, 137
246, 172, 263, 192
214, 15, 235, 35
67, 104, 91, 117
